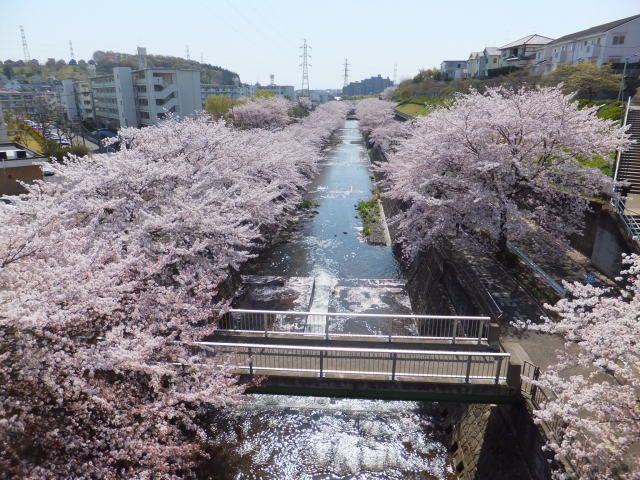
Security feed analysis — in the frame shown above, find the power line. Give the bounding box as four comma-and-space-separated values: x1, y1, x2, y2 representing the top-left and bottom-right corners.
299, 39, 311, 96
343, 58, 350, 88
20, 26, 30, 62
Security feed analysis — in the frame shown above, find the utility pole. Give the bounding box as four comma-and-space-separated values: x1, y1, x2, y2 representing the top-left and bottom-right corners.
343, 58, 350, 88
20, 25, 31, 62
69, 41, 75, 61
299, 39, 311, 97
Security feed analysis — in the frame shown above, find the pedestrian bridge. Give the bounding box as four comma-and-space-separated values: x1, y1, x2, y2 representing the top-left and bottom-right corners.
193, 309, 520, 403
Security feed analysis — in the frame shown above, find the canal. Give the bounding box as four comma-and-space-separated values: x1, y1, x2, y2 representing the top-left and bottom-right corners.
208, 119, 454, 479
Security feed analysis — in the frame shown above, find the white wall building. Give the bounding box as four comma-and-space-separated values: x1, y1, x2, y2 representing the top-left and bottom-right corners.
440, 60, 468, 80
534, 14, 640, 74
499, 34, 554, 69
91, 67, 201, 130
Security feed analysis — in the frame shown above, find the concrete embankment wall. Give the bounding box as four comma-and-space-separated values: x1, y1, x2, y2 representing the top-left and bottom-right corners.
366, 142, 552, 480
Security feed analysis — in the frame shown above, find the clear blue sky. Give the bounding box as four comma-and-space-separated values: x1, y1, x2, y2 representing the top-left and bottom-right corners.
1, 0, 638, 89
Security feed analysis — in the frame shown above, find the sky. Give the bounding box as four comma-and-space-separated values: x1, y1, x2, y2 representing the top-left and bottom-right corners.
1, 0, 639, 89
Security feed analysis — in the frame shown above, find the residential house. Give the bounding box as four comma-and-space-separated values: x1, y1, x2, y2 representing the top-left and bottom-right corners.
481, 47, 503, 77
499, 34, 554, 69
440, 60, 468, 80
0, 142, 44, 195
534, 14, 640, 74
468, 52, 482, 78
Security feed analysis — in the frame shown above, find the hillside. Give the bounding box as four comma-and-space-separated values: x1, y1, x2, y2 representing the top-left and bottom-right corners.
0, 51, 240, 85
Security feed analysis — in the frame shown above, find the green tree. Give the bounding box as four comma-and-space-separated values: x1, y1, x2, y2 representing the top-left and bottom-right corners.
255, 88, 275, 99
546, 63, 621, 100
204, 95, 237, 119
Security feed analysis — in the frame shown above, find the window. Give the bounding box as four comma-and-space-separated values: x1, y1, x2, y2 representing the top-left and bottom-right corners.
493, 57, 497, 63
612, 35, 625, 45
584, 40, 587, 46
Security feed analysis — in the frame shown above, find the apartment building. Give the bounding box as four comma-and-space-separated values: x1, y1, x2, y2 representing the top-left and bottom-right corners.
91, 67, 201, 130
201, 84, 251, 106
534, 14, 640, 74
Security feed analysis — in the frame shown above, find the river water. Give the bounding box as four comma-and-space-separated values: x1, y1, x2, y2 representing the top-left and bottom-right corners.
209, 119, 453, 479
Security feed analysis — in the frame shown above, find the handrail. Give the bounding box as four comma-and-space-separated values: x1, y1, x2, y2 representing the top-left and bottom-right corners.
194, 340, 511, 356
613, 96, 632, 184
194, 340, 510, 385
221, 308, 490, 321
508, 244, 566, 297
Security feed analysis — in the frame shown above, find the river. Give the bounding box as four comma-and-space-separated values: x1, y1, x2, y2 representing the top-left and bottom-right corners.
208, 119, 453, 479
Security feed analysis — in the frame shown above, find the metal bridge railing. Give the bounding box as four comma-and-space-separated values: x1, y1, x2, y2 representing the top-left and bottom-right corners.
217, 308, 492, 344
196, 340, 510, 385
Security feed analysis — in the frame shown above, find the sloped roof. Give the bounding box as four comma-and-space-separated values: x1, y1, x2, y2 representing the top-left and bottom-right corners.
548, 14, 640, 45
484, 47, 501, 56
499, 34, 554, 49
469, 51, 482, 59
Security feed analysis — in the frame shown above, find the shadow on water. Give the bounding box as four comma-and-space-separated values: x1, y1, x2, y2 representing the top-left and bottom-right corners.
211, 119, 452, 479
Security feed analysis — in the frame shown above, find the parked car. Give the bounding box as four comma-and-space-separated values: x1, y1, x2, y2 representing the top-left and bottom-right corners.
41, 164, 56, 176
91, 128, 117, 140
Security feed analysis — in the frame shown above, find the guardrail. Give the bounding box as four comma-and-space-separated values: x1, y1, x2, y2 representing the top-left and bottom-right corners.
217, 308, 492, 344
611, 196, 640, 240
508, 243, 567, 297
196, 340, 510, 385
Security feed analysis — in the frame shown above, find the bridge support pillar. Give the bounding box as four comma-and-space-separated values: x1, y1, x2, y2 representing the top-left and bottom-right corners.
488, 322, 500, 348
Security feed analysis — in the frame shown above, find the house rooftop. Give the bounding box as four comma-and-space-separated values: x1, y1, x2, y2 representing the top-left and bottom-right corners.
548, 14, 640, 45
0, 142, 44, 161
499, 34, 554, 49
484, 47, 501, 56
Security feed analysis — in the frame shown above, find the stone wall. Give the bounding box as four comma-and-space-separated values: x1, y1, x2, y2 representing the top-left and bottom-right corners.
444, 402, 553, 480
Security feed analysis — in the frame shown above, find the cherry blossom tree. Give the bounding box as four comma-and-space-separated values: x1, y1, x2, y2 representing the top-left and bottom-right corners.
0, 107, 346, 476
355, 98, 408, 153
380, 87, 630, 258
525, 254, 640, 479
231, 96, 291, 130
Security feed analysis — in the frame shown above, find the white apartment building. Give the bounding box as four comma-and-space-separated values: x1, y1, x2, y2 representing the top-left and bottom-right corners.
534, 14, 640, 74
201, 84, 251, 106
74, 81, 94, 122
91, 67, 201, 130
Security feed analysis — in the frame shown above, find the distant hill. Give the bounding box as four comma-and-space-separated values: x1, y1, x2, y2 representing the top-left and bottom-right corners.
92, 51, 240, 85
0, 52, 240, 85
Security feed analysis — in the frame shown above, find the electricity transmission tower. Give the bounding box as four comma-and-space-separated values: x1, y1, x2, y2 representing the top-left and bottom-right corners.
186, 45, 190, 61
393, 62, 398, 85
299, 39, 311, 97
20, 25, 30, 62
343, 58, 350, 88
69, 41, 75, 61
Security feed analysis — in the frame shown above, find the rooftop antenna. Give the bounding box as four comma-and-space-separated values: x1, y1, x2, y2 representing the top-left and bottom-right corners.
69, 41, 75, 61
299, 38, 311, 97
20, 25, 31, 62
343, 58, 350, 88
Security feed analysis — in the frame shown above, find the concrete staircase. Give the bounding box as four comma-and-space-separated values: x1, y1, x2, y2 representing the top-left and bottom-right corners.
614, 99, 640, 239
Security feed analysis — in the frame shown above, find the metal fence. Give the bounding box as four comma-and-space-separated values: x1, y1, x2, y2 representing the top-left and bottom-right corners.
195, 340, 510, 385
217, 308, 491, 344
